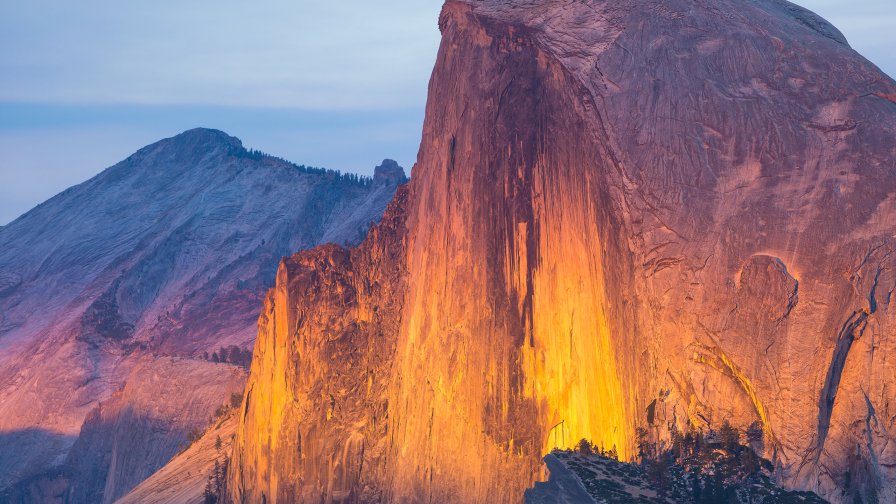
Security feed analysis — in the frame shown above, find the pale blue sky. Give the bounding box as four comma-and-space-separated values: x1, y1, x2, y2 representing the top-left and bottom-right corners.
0, 0, 893, 225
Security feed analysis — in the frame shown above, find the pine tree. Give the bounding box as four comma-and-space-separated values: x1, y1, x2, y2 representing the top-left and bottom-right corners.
746, 420, 764, 453
718, 420, 741, 453
575, 438, 594, 456
203, 475, 216, 504
636, 426, 651, 462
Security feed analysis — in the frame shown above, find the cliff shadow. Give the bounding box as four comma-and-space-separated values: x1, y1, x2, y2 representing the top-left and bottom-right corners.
0, 428, 77, 503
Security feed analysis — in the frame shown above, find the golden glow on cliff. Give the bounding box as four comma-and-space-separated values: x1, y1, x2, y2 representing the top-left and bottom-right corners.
522, 285, 630, 460
692, 343, 777, 449
517, 164, 631, 461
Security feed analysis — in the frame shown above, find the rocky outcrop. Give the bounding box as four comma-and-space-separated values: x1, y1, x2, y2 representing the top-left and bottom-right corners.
0, 128, 404, 500
373, 159, 408, 187
524, 454, 596, 504
228, 1, 896, 503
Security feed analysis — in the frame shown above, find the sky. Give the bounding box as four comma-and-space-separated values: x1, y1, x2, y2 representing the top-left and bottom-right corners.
0, 0, 894, 226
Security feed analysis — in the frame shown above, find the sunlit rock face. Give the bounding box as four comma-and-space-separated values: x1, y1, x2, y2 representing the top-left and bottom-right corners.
230, 187, 408, 504
229, 1, 896, 503
0, 128, 404, 501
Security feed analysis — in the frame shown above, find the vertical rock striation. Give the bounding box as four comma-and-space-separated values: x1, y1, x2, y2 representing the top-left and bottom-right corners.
229, 1, 896, 503
230, 187, 409, 503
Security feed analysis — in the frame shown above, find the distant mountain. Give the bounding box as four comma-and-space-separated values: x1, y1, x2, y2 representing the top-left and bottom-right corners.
0, 128, 405, 502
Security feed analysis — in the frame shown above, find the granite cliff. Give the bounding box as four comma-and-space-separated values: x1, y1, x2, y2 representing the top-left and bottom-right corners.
228, 1, 896, 503
0, 128, 404, 502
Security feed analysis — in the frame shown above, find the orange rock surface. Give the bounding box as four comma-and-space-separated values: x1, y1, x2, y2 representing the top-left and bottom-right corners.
229, 1, 896, 503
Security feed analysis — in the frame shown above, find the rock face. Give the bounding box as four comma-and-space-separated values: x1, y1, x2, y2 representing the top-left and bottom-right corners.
64, 358, 246, 504
228, 1, 896, 503
0, 128, 404, 501
229, 186, 409, 504
117, 410, 241, 504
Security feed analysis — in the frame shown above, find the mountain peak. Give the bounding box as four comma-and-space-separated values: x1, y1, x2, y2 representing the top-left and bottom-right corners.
167, 127, 243, 150
127, 128, 243, 167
